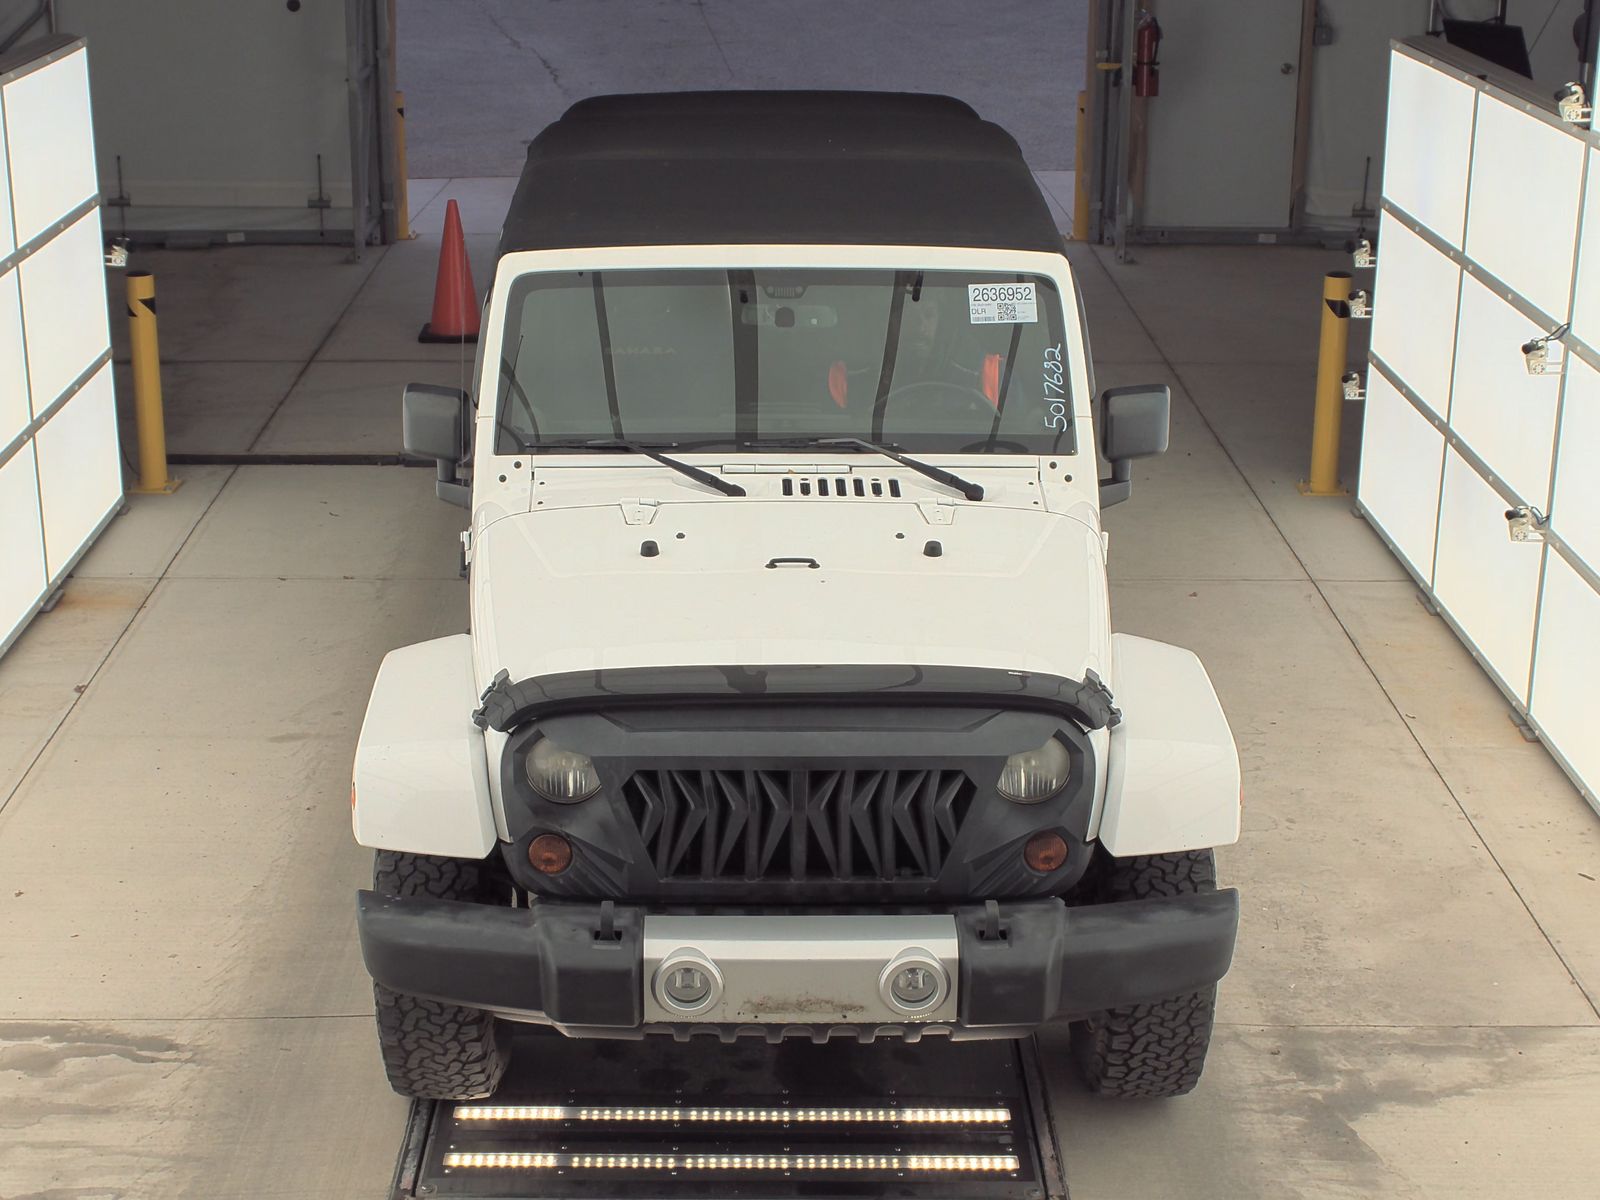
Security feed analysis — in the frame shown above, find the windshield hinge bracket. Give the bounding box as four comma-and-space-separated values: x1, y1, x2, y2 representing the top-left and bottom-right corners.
620, 498, 661, 525
916, 498, 957, 525
472, 668, 512, 731
1079, 669, 1122, 729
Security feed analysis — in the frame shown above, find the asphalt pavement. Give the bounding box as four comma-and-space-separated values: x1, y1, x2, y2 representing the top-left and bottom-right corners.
395, 0, 1088, 177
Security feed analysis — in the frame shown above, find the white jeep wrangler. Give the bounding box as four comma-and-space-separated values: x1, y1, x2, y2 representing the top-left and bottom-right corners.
353, 92, 1241, 1102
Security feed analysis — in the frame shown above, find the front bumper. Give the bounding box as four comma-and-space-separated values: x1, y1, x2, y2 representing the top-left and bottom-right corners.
357, 889, 1239, 1035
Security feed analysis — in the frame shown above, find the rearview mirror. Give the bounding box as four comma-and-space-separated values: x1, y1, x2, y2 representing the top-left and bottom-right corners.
1099, 384, 1170, 508
403, 383, 470, 507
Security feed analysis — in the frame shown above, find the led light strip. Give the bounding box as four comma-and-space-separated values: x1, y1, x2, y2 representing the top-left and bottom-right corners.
442, 1151, 1021, 1173
452, 1103, 1012, 1125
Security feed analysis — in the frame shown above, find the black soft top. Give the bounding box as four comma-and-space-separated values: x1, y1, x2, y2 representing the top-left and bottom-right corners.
497, 91, 1062, 257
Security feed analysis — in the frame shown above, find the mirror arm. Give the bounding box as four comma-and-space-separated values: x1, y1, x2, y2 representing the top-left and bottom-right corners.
435, 460, 470, 509
1098, 458, 1133, 508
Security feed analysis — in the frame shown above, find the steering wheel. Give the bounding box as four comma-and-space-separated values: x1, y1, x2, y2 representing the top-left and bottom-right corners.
879, 379, 1001, 426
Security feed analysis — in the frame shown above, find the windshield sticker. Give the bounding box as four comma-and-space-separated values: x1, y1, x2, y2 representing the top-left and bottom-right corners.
1044, 343, 1068, 430
968, 282, 1038, 324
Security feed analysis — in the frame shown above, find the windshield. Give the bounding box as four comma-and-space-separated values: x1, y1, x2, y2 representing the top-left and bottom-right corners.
493, 268, 1075, 456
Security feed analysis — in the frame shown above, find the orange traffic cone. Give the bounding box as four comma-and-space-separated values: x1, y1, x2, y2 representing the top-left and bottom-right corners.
418, 199, 480, 343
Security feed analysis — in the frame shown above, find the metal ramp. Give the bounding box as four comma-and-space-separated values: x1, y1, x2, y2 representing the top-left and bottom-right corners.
390, 1034, 1067, 1200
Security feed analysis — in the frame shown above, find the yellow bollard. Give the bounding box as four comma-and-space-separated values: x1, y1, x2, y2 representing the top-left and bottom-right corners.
394, 90, 414, 240
1299, 271, 1353, 497
126, 271, 181, 495
1073, 90, 1090, 241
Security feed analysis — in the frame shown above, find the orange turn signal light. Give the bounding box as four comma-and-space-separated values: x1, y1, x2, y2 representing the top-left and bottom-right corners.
1023, 831, 1068, 873
528, 833, 574, 875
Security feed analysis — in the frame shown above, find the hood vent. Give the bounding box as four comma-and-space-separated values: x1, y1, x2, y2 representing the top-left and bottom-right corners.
781, 476, 903, 498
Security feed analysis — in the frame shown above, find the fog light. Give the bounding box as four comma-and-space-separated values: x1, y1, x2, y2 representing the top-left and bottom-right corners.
665, 965, 712, 1006
890, 966, 939, 1007
528, 833, 573, 874
1023, 831, 1068, 873
653, 950, 722, 1014
878, 949, 947, 1014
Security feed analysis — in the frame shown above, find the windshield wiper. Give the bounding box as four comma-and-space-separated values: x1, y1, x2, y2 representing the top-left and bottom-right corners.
533, 438, 746, 497
805, 437, 984, 501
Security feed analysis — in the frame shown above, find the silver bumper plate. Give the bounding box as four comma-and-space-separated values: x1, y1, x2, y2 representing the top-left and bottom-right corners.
642, 914, 960, 1025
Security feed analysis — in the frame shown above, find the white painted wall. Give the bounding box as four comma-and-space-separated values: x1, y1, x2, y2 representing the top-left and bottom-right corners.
1140, 0, 1305, 229
50, 1, 359, 235
1302, 0, 1434, 223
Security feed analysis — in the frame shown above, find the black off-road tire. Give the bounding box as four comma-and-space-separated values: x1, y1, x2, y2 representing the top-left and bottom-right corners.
1070, 849, 1219, 1099
371, 850, 509, 1100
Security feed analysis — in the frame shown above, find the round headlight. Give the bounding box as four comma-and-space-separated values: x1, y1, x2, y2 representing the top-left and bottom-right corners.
997, 738, 1071, 803
525, 738, 601, 802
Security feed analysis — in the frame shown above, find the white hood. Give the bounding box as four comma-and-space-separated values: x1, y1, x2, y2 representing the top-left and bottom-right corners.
471, 500, 1109, 687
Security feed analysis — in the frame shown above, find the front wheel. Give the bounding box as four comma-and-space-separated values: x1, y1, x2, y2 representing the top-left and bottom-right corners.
370, 850, 509, 1100
1070, 849, 1219, 1099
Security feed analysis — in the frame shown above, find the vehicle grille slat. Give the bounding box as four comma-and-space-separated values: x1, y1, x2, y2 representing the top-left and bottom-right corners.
881, 769, 898, 878
933, 772, 967, 843
626, 772, 665, 860
892, 771, 930, 878
755, 771, 791, 879
623, 768, 974, 884
710, 771, 747, 878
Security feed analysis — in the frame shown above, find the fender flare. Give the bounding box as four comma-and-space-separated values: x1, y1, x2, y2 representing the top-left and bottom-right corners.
352, 633, 497, 859
1098, 632, 1241, 856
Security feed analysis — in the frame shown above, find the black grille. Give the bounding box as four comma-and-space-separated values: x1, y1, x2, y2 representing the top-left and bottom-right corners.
623, 768, 975, 883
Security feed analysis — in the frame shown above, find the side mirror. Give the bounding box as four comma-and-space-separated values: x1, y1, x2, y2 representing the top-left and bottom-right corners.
403, 383, 470, 508
1099, 384, 1170, 508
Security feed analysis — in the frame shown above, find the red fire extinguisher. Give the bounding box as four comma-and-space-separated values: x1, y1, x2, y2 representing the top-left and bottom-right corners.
1134, 10, 1162, 98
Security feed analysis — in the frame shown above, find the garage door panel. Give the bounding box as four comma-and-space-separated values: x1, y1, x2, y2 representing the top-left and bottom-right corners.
1433, 449, 1541, 704
0, 268, 26, 444
1571, 149, 1600, 352
34, 362, 121, 579
1464, 95, 1584, 321
0, 88, 13, 256
1370, 216, 1459, 419
17, 208, 109, 414
0, 443, 46, 644
1529, 555, 1600, 793
1, 39, 119, 658
1, 45, 97, 247
1382, 50, 1475, 247
1549, 354, 1600, 567
1448, 274, 1561, 506
1357, 370, 1444, 582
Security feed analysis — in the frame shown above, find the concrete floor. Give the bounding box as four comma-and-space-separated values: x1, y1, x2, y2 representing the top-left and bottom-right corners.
3, 183, 1600, 1197
394, 0, 1087, 177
